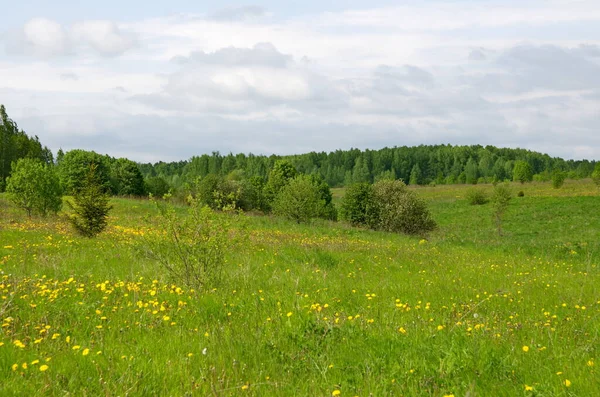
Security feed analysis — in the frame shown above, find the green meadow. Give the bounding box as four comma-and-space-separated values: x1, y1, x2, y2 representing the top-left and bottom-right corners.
1, 180, 599, 396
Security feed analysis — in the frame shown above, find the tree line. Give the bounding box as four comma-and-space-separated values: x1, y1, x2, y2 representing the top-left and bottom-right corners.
140, 145, 598, 193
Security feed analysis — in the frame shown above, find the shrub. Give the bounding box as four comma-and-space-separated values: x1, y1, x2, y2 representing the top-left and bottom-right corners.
592, 163, 600, 187
67, 164, 112, 237
6, 158, 62, 217
139, 197, 241, 289
491, 183, 512, 235
551, 170, 566, 189
340, 183, 373, 226
466, 188, 488, 205
513, 161, 533, 184
517, 190, 525, 197
368, 179, 436, 235
272, 175, 326, 223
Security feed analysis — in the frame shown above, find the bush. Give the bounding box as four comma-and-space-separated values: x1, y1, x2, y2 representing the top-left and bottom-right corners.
551, 170, 566, 189
67, 164, 112, 237
513, 161, 533, 184
272, 175, 326, 223
367, 180, 436, 235
139, 197, 241, 289
592, 163, 600, 187
491, 183, 512, 235
340, 183, 373, 226
6, 158, 62, 217
517, 190, 525, 197
466, 188, 489, 205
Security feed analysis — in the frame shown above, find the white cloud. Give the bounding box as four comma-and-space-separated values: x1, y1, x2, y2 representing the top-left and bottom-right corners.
71, 20, 137, 56
4, 18, 137, 57
6, 18, 70, 57
1, 1, 600, 162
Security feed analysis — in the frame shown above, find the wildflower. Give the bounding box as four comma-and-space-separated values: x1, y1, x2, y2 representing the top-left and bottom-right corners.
437, 325, 445, 331
332, 390, 341, 396
241, 384, 249, 390
564, 379, 571, 387
11, 364, 18, 371
72, 345, 81, 350
287, 312, 293, 317
398, 327, 407, 334
31, 360, 40, 365
587, 360, 594, 367
82, 348, 90, 356
522, 346, 529, 352
524, 385, 533, 391
39, 365, 49, 372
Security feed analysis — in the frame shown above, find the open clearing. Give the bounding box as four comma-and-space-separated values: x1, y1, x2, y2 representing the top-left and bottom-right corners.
1, 180, 599, 396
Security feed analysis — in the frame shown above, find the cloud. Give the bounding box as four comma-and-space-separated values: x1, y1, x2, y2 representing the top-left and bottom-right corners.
2, 1, 600, 162
468, 48, 487, 61
209, 6, 267, 21
60, 72, 79, 81
71, 20, 137, 56
3, 18, 137, 58
172, 42, 291, 68
5, 18, 70, 57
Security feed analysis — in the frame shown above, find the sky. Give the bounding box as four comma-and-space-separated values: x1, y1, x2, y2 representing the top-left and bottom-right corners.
1, 0, 599, 162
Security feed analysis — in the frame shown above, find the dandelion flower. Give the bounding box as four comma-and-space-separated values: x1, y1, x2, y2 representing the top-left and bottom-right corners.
332, 390, 341, 396
82, 348, 90, 356
564, 379, 571, 387
287, 312, 293, 317
522, 346, 529, 352
39, 365, 49, 372
524, 385, 533, 391
241, 384, 249, 390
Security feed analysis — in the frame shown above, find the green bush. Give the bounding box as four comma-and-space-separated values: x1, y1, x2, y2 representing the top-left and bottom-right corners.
67, 164, 112, 237
592, 163, 600, 187
6, 158, 62, 217
272, 175, 326, 223
140, 197, 242, 289
551, 170, 566, 189
513, 161, 533, 184
466, 188, 489, 205
368, 179, 436, 235
491, 183, 512, 235
340, 183, 373, 226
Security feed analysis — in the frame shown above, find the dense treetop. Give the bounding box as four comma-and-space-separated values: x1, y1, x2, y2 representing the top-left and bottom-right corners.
139, 144, 597, 189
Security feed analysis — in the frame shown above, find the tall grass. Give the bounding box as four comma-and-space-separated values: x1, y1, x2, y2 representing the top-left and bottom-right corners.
0, 181, 599, 395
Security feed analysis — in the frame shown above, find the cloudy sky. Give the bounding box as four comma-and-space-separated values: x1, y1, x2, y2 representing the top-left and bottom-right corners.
2, 0, 600, 162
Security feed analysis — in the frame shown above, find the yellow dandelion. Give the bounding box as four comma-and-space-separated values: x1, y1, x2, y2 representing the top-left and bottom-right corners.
524, 385, 533, 391
287, 312, 293, 317
241, 384, 249, 390
564, 379, 571, 387
522, 346, 529, 352
332, 390, 341, 396
82, 348, 90, 356
72, 345, 81, 350
22, 363, 28, 369
162, 315, 170, 321
437, 325, 445, 331
398, 327, 407, 334
39, 365, 49, 372
31, 360, 40, 365
11, 364, 18, 371
587, 360, 594, 367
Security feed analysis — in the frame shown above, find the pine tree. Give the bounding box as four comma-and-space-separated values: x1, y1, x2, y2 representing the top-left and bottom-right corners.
68, 164, 112, 237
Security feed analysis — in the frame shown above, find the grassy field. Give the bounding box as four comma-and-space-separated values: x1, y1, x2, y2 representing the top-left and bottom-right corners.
1, 180, 599, 396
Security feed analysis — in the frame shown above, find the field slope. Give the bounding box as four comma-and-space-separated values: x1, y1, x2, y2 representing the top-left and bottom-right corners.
1, 180, 599, 396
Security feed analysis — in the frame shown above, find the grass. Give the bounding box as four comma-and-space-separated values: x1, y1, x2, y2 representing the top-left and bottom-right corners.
1, 180, 599, 396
